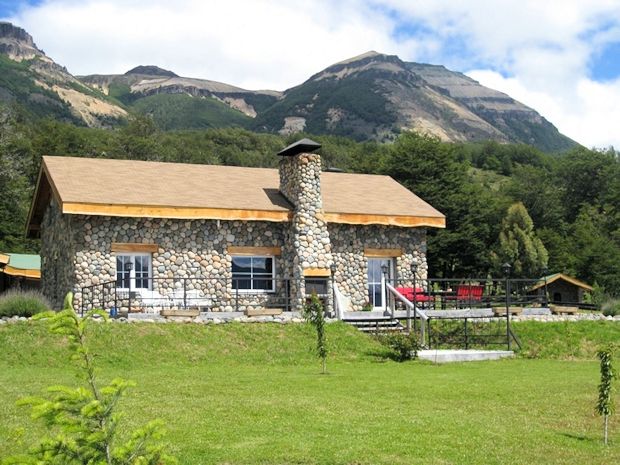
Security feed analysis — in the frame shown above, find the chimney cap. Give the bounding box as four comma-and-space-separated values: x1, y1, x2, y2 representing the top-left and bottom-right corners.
277, 138, 321, 156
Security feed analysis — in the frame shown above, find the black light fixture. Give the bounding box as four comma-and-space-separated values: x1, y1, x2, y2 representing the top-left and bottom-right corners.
502, 262, 512, 277
330, 263, 336, 275
125, 261, 133, 271
411, 258, 419, 276
381, 263, 389, 277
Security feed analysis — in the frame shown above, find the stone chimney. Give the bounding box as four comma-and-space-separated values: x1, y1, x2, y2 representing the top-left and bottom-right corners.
278, 139, 333, 309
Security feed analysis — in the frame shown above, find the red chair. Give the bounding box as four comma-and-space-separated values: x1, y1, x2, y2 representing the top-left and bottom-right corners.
394, 287, 433, 304
455, 284, 484, 306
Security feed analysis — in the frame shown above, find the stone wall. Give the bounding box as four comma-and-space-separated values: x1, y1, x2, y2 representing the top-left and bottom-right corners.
40, 198, 77, 309
41, 213, 294, 312
329, 224, 427, 310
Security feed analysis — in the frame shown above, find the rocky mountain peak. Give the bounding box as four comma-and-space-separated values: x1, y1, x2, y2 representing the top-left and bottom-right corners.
308, 51, 407, 82
125, 65, 178, 77
0, 22, 35, 44
0, 22, 43, 61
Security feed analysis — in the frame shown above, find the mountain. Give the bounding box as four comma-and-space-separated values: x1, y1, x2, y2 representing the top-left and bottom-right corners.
0, 22, 126, 126
253, 51, 575, 152
79, 65, 280, 129
0, 23, 575, 151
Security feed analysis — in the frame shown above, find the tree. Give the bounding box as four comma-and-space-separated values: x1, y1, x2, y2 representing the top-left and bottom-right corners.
303, 293, 328, 374
3, 293, 177, 465
596, 345, 616, 445
493, 202, 548, 277
384, 132, 506, 277
572, 206, 620, 294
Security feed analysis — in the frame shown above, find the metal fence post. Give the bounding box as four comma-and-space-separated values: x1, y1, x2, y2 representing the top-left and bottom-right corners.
503, 263, 512, 351
235, 280, 239, 312
464, 318, 469, 350
183, 278, 187, 309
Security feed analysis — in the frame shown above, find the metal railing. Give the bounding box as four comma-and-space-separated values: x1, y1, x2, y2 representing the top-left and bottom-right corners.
79, 276, 298, 316
383, 277, 542, 350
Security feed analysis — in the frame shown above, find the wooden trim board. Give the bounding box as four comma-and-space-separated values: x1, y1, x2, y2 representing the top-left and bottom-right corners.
2, 266, 41, 279
62, 202, 292, 223
111, 243, 159, 253
228, 246, 282, 256
364, 248, 402, 258
324, 212, 445, 228
303, 268, 331, 277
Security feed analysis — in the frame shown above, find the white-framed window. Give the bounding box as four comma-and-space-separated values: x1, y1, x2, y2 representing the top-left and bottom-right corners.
231, 256, 275, 292
116, 254, 152, 290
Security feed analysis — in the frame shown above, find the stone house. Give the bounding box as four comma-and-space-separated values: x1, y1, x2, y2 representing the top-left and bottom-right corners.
26, 139, 445, 314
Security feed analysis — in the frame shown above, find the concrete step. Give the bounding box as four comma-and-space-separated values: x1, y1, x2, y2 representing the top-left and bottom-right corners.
345, 319, 404, 333
418, 349, 514, 363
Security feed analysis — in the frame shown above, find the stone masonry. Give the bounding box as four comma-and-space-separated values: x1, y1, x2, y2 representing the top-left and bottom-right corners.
279, 152, 333, 308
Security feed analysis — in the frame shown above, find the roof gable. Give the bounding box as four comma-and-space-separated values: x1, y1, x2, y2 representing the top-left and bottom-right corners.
530, 273, 593, 291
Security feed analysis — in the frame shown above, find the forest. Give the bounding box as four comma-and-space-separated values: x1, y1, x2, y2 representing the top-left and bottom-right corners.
1, 103, 618, 297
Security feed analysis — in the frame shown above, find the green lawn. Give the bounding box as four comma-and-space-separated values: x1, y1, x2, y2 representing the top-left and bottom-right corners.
0, 321, 618, 464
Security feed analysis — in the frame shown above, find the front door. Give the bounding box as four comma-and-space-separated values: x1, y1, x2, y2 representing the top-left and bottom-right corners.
367, 258, 394, 310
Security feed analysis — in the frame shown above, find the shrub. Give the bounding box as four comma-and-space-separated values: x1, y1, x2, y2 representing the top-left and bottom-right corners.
380, 332, 420, 362
0, 289, 50, 317
601, 299, 620, 317
303, 293, 328, 374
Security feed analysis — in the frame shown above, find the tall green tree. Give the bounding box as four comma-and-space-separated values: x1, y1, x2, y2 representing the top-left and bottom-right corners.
385, 131, 505, 276
493, 202, 548, 277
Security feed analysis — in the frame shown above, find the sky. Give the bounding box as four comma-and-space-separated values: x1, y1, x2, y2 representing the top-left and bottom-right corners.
1, 0, 620, 149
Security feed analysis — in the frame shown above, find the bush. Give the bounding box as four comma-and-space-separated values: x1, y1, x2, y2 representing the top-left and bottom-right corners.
601, 299, 620, 317
0, 289, 51, 317
380, 332, 420, 362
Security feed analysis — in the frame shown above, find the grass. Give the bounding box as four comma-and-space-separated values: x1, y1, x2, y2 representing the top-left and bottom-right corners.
0, 320, 618, 464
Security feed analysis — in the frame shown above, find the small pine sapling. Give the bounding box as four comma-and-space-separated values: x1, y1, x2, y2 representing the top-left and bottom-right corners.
303, 293, 328, 374
596, 344, 616, 445
2, 292, 177, 465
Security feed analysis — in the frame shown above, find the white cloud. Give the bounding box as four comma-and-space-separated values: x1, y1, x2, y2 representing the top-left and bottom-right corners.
467, 70, 620, 149
4, 0, 620, 148
5, 0, 408, 90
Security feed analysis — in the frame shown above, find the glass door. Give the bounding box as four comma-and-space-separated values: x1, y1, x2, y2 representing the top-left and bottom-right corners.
367, 258, 394, 310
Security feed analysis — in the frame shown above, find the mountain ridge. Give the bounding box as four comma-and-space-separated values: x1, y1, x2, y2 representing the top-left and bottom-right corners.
0, 23, 575, 151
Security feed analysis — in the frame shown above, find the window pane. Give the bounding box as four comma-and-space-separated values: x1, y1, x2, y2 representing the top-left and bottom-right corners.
233, 278, 251, 290
135, 255, 147, 272
254, 277, 272, 290
232, 257, 252, 273
252, 257, 270, 274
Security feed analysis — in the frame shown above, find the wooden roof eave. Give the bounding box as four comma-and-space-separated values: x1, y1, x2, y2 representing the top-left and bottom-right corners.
530, 273, 593, 292
26, 160, 62, 238
2, 265, 41, 279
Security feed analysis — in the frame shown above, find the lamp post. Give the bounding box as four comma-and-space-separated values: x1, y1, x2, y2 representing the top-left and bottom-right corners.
409, 260, 419, 333
502, 262, 512, 351
541, 266, 549, 308
381, 263, 389, 314
126, 261, 134, 314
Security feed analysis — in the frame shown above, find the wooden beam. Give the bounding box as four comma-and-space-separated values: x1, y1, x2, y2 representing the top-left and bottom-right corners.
303, 268, 331, 277
228, 246, 282, 256
323, 212, 446, 228
111, 243, 159, 253
364, 248, 403, 258
62, 202, 292, 223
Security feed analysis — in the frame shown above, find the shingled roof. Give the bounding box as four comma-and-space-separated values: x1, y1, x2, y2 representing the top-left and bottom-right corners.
27, 156, 445, 236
